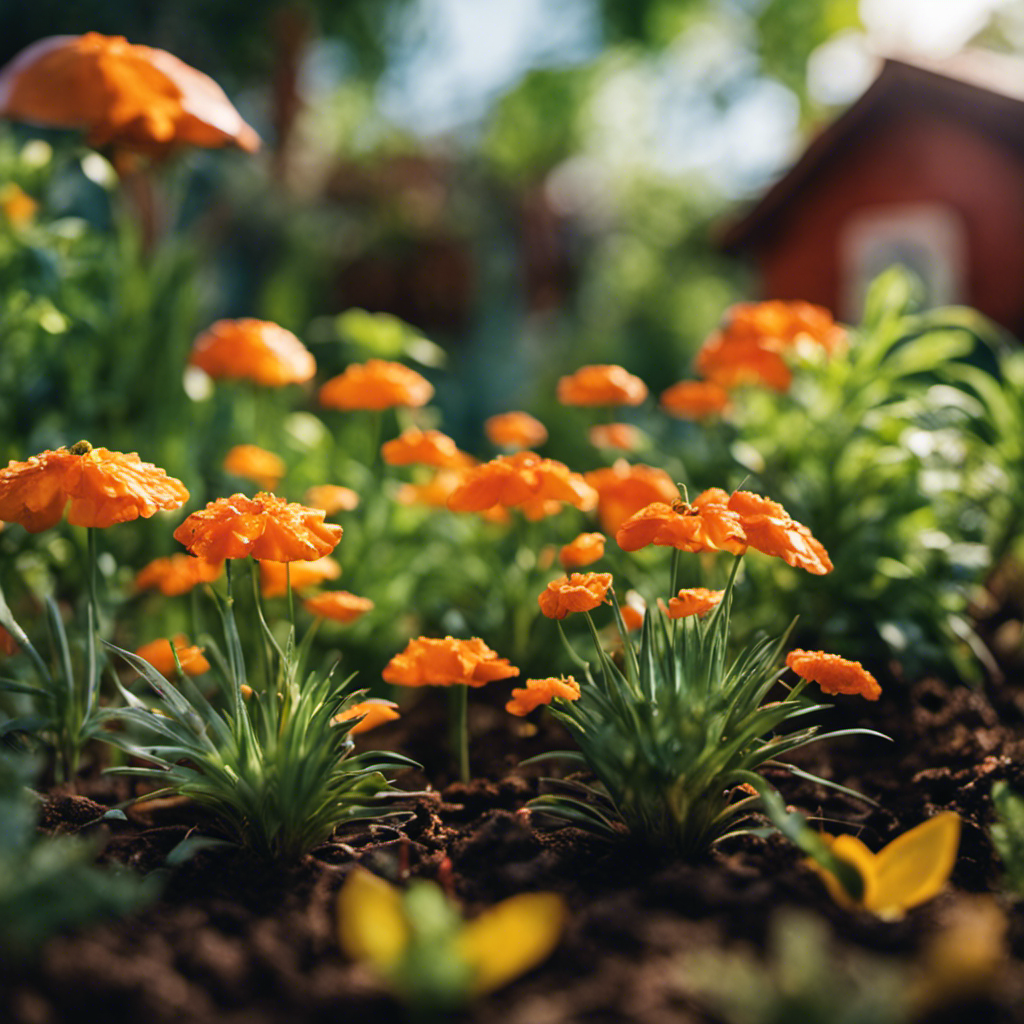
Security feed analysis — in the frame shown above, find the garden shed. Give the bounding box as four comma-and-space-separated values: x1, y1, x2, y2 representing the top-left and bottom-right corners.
722, 51, 1024, 334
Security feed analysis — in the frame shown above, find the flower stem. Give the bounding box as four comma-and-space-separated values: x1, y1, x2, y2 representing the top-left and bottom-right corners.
250, 558, 272, 691
449, 684, 470, 784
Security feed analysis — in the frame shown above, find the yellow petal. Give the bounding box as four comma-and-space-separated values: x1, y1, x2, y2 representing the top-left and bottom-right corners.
811, 833, 875, 910
336, 868, 410, 971
455, 893, 566, 995
868, 812, 961, 920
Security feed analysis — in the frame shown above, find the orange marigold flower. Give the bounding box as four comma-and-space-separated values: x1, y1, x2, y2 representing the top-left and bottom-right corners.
695, 332, 792, 393
135, 634, 210, 676
506, 676, 581, 716
381, 428, 474, 470
726, 300, 846, 354
538, 572, 614, 620
589, 423, 645, 452
304, 485, 360, 515
786, 649, 881, 701
0, 33, 260, 158
615, 500, 746, 556
189, 319, 315, 387
260, 556, 341, 598
666, 587, 725, 619
332, 698, 400, 735
557, 364, 648, 407
447, 452, 596, 514
0, 441, 189, 533
383, 636, 519, 689
174, 492, 343, 562
584, 460, 679, 534
0, 182, 37, 226
396, 470, 509, 524
319, 359, 434, 411
485, 411, 548, 450
660, 380, 730, 420
135, 554, 222, 596
223, 444, 286, 491
303, 590, 374, 624
725, 490, 833, 576
620, 603, 645, 632
560, 532, 606, 569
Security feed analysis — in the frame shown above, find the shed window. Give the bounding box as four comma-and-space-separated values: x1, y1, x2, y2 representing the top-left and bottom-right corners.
840, 204, 967, 319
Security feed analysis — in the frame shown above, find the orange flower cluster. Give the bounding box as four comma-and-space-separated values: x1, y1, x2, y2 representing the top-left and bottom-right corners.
538, 572, 613, 620
0, 183, 36, 226
189, 319, 316, 387
135, 554, 222, 596
786, 649, 881, 701
616, 488, 832, 575
691, 300, 846, 395
447, 452, 596, 514
223, 444, 286, 491
506, 676, 581, 716
319, 360, 434, 411
383, 636, 519, 689
135, 634, 209, 676
0, 33, 260, 158
589, 423, 644, 452
557, 364, 648, 407
333, 698, 400, 735
584, 460, 679, 534
485, 411, 548, 450
560, 532, 605, 569
174, 493, 343, 562
0, 442, 189, 533
660, 380, 730, 421
396, 470, 509, 525
303, 591, 374, 623
304, 485, 360, 515
259, 556, 340, 598
666, 588, 724, 619
381, 428, 473, 470
729, 300, 847, 354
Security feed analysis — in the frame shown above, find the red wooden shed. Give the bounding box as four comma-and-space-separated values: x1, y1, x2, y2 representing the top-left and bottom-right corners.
721, 50, 1024, 334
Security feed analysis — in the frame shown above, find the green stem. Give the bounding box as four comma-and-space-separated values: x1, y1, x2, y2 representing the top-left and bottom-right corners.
250, 558, 272, 691
86, 527, 101, 631
286, 563, 295, 630
449, 684, 470, 784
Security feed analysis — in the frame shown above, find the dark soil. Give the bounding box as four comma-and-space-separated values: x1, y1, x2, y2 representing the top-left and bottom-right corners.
3, 679, 1024, 1024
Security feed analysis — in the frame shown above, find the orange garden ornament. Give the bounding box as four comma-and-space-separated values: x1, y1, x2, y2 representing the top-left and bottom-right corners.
0, 442, 189, 532
0, 33, 260, 159
189, 319, 316, 387
174, 493, 343, 562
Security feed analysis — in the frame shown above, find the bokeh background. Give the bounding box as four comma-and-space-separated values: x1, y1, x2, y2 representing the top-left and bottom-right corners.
5, 0, 1023, 443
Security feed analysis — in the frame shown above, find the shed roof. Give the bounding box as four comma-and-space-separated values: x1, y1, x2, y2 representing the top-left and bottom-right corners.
721, 50, 1024, 253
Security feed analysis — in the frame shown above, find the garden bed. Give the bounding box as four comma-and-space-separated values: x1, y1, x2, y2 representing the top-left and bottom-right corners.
4, 676, 1024, 1024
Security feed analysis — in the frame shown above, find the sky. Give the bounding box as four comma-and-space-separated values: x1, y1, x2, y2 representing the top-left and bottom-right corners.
369, 0, 1011, 193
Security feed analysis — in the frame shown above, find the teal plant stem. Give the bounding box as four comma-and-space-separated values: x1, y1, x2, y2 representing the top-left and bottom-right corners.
449, 684, 470, 784
250, 558, 272, 690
